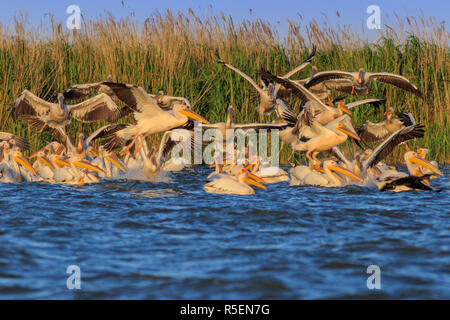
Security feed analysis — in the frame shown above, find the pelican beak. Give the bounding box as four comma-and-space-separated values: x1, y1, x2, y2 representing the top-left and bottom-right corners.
72, 160, 106, 174
179, 108, 210, 124
14, 155, 37, 175
339, 105, 352, 116
328, 165, 364, 182
54, 157, 71, 168
247, 172, 267, 184
245, 172, 267, 190
338, 125, 360, 141
38, 156, 55, 170
409, 157, 443, 176
106, 154, 127, 173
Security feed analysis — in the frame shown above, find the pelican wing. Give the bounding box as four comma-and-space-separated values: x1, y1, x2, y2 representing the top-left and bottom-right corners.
260, 70, 327, 106
396, 112, 416, 126
63, 82, 102, 100
101, 82, 156, 113
0, 132, 30, 150
155, 129, 199, 166
304, 71, 355, 89
362, 124, 425, 171
13, 90, 53, 120
344, 98, 385, 110
282, 44, 316, 79
67, 93, 122, 123
275, 99, 297, 126
357, 120, 390, 143
370, 73, 423, 98
216, 51, 263, 93
17, 115, 66, 143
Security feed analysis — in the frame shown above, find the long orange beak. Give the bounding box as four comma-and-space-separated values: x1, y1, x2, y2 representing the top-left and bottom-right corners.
105, 153, 128, 173
72, 160, 106, 174
338, 125, 360, 141
14, 155, 38, 175
178, 108, 210, 124
38, 156, 55, 170
328, 164, 364, 182
409, 157, 443, 176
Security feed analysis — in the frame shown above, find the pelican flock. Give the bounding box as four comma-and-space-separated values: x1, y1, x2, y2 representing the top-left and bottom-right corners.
0, 45, 445, 194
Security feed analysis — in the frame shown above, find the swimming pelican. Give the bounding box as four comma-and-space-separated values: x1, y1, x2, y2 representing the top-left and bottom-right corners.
0, 150, 37, 182
0, 132, 29, 151
304, 68, 424, 98
97, 82, 210, 152
13, 90, 123, 143
289, 160, 364, 187
375, 151, 443, 192
204, 168, 267, 195
416, 148, 440, 179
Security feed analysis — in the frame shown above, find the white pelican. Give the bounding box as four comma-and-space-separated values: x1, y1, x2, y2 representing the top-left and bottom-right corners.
0, 132, 29, 151
0, 150, 37, 183
32, 150, 55, 180
204, 168, 267, 195
375, 151, 443, 192
97, 82, 210, 152
292, 110, 361, 169
289, 160, 364, 187
216, 46, 315, 116
416, 148, 440, 179
13, 90, 123, 143
358, 107, 417, 143
304, 68, 424, 98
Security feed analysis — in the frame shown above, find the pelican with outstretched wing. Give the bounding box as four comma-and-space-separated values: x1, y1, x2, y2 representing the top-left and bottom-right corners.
304, 68, 424, 98
13, 90, 123, 143
96, 82, 210, 152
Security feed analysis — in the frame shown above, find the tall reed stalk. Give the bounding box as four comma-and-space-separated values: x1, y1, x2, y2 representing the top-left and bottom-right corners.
0, 10, 448, 163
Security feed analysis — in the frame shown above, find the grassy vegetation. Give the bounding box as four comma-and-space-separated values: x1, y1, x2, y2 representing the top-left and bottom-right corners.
0, 11, 448, 163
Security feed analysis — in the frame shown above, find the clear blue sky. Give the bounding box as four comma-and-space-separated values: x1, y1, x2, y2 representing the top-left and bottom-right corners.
0, 0, 448, 35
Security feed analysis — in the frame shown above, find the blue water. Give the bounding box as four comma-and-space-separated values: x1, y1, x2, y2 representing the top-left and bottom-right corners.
0, 166, 449, 299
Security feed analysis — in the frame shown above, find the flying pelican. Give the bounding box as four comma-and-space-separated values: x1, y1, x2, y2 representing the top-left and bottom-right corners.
358, 107, 417, 143
62, 75, 117, 101
204, 167, 267, 195
96, 82, 210, 153
303, 68, 424, 98
375, 151, 443, 192
216, 46, 315, 117
13, 90, 124, 143
290, 160, 364, 187
291, 109, 360, 169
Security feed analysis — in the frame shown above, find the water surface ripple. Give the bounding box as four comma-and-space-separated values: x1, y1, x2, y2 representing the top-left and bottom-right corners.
0, 167, 449, 299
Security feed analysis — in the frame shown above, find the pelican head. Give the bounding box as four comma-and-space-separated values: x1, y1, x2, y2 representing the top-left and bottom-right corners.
240, 168, 267, 190
358, 68, 366, 84
384, 107, 394, 118
57, 93, 65, 108
417, 148, 428, 159
175, 104, 210, 124
336, 123, 360, 140
338, 101, 352, 116
106, 74, 113, 82
405, 151, 443, 176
